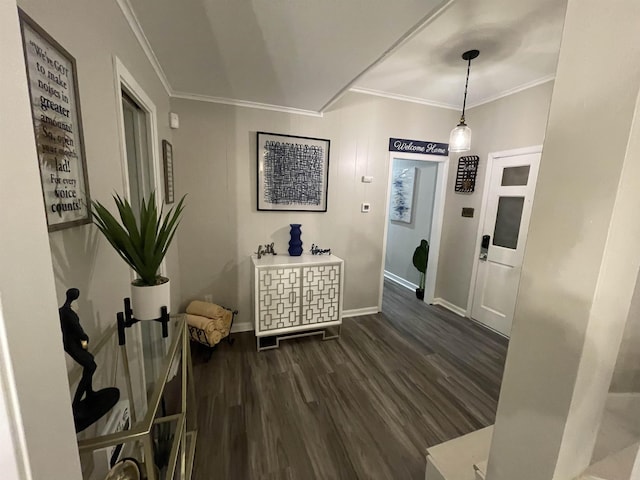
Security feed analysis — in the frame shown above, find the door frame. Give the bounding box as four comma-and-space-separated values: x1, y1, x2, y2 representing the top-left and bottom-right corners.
112, 56, 165, 420
379, 151, 449, 309
466, 144, 543, 318
112, 56, 165, 275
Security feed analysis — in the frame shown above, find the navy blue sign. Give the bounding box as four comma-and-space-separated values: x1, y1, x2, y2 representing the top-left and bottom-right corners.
389, 137, 449, 156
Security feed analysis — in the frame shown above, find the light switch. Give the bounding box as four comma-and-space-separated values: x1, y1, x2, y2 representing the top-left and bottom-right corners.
169, 112, 180, 129
361, 175, 374, 183
361, 203, 371, 213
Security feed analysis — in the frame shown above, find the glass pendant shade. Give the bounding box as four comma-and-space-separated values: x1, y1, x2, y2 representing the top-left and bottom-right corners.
449, 122, 472, 152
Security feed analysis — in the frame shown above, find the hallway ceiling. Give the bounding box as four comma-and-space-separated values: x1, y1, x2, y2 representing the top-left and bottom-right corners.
125, 0, 567, 113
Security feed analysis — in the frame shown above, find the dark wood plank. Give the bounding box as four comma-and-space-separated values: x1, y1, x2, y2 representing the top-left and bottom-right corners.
191, 280, 508, 480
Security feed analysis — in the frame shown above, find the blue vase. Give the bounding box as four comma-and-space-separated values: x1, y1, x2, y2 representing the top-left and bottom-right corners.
288, 224, 303, 256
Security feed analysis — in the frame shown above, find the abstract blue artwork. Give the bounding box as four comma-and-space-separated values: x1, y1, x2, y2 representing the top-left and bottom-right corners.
390, 167, 416, 223
257, 132, 330, 211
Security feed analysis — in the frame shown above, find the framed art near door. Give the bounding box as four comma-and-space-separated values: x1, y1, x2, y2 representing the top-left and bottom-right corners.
257, 132, 330, 212
19, 9, 91, 231
162, 140, 174, 204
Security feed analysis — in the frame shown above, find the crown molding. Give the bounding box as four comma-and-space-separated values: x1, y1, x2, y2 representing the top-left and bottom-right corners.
171, 91, 324, 117
116, 0, 554, 118
350, 75, 556, 112
115, 0, 172, 96
349, 87, 459, 110
467, 75, 555, 109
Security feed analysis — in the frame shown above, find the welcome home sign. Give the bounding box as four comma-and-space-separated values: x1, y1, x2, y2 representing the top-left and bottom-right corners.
389, 138, 449, 156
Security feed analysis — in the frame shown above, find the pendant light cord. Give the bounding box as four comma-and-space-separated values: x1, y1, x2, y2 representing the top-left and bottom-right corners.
460, 56, 471, 123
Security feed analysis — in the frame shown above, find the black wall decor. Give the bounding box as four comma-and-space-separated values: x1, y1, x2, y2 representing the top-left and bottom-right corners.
455, 155, 479, 193
257, 132, 330, 212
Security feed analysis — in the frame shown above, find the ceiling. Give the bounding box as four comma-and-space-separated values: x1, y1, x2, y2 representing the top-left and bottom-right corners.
125, 0, 567, 113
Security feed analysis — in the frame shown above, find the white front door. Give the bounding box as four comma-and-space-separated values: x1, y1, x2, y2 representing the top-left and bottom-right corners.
471, 148, 541, 336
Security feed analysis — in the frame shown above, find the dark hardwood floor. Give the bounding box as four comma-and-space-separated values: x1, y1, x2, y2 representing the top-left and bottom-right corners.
191, 280, 508, 480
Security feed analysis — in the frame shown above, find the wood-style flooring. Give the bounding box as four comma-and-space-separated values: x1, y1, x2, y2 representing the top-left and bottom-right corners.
191, 280, 508, 480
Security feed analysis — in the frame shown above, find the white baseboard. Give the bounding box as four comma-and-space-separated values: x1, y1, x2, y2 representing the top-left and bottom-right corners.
231, 321, 253, 333
384, 270, 418, 291
343, 307, 379, 318
432, 297, 467, 317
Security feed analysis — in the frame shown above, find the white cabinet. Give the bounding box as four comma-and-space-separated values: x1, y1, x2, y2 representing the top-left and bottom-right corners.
251, 254, 343, 350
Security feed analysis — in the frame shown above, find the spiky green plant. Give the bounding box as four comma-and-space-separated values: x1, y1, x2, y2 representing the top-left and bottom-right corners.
91, 192, 186, 286
412, 239, 430, 290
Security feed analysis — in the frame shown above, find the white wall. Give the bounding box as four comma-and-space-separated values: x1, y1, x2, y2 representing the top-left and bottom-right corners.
17, 0, 180, 340
436, 81, 554, 310
385, 159, 437, 286
486, 0, 640, 478
16, 0, 180, 397
170, 93, 458, 323
1, 1, 81, 478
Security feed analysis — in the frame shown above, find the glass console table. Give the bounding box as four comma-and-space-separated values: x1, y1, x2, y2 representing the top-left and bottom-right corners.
75, 315, 196, 480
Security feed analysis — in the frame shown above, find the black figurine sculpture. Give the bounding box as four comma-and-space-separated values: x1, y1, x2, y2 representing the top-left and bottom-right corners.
59, 288, 119, 432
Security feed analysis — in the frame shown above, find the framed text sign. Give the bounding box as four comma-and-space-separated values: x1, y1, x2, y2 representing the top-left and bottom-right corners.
257, 132, 330, 212
19, 9, 91, 231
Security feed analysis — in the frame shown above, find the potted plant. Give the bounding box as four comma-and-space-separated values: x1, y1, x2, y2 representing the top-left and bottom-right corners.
92, 192, 185, 320
412, 239, 429, 300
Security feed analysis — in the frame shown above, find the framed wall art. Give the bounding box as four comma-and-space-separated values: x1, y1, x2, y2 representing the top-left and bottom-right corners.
19, 9, 91, 231
162, 140, 174, 204
257, 132, 330, 212
389, 166, 416, 223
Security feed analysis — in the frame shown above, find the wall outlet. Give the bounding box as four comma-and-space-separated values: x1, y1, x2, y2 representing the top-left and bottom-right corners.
204, 294, 213, 303
361, 203, 371, 213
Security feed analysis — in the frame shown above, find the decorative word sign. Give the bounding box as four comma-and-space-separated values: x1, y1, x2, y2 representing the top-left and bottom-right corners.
455, 155, 479, 193
19, 10, 91, 231
388, 138, 449, 156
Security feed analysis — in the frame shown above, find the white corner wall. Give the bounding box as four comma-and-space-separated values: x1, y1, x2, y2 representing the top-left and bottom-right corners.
170, 93, 458, 322
486, 0, 640, 478
1, 1, 81, 478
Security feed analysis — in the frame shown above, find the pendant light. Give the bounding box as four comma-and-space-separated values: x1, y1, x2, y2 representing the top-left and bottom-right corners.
449, 49, 479, 153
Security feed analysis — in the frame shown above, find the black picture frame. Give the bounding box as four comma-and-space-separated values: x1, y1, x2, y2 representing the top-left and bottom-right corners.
19, 9, 91, 232
256, 132, 330, 212
162, 140, 174, 204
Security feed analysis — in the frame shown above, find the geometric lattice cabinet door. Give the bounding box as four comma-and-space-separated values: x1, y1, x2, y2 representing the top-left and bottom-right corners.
258, 267, 301, 331
301, 265, 340, 325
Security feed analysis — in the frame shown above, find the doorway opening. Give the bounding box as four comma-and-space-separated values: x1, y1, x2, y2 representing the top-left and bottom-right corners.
379, 152, 448, 308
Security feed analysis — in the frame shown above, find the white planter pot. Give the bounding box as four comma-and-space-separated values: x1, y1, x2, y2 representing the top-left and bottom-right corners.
130, 278, 171, 320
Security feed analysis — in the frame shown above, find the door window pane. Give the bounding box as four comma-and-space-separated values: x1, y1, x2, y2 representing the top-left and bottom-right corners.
501, 166, 530, 186
493, 196, 524, 249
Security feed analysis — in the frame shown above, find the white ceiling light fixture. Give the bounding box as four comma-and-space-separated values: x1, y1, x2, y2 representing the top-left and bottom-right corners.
449, 49, 479, 153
